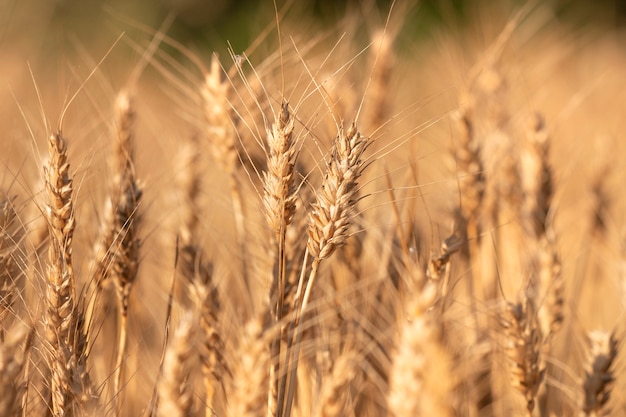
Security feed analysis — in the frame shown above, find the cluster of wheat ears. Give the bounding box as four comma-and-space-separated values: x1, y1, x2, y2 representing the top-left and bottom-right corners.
2, 1, 626, 416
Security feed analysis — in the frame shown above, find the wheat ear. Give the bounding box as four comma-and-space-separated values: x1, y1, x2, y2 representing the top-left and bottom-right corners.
177, 134, 226, 417
43, 131, 94, 416
262, 101, 297, 417
202, 54, 248, 283
388, 275, 453, 417
500, 299, 545, 416
280, 123, 369, 417
228, 315, 270, 417
581, 330, 618, 417
0, 325, 32, 416
362, 28, 395, 132
518, 114, 563, 338
91, 90, 142, 412
111, 91, 142, 414
157, 312, 197, 417
314, 353, 358, 417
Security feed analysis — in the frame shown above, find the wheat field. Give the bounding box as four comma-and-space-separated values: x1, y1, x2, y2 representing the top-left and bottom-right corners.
1, 1, 626, 416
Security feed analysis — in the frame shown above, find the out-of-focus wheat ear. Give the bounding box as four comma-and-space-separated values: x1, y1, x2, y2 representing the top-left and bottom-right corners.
44, 131, 94, 416
89, 89, 142, 412
520, 113, 552, 239
262, 101, 297, 417
176, 133, 226, 417
228, 315, 270, 417
453, 106, 484, 237
110, 90, 142, 413
188, 264, 227, 416
0, 325, 32, 416
314, 354, 358, 417
202, 54, 248, 282
157, 312, 197, 417
361, 28, 395, 133
203, 54, 238, 175
176, 135, 201, 254
534, 236, 563, 338
388, 276, 454, 417
427, 230, 463, 301
581, 330, 618, 417
466, 331, 495, 417
518, 113, 563, 337
0, 194, 26, 338
451, 106, 488, 313
500, 299, 545, 416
